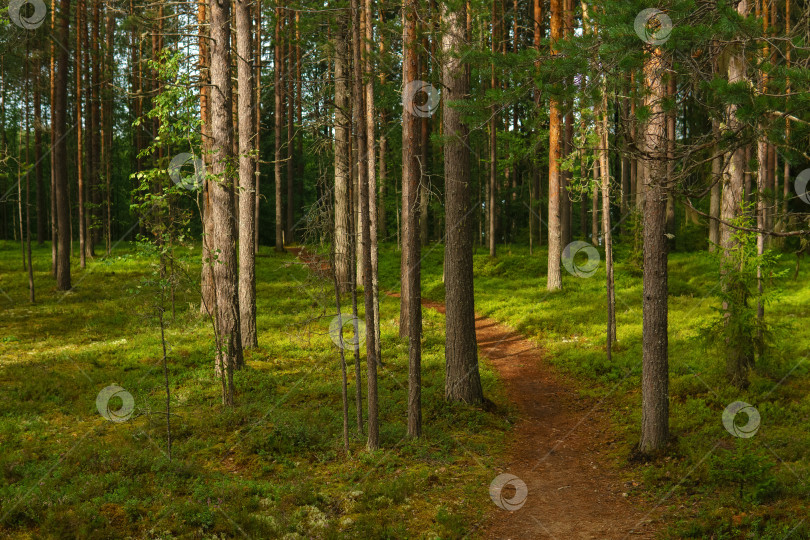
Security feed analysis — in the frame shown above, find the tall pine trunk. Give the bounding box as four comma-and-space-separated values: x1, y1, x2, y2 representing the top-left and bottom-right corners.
199, 0, 216, 315
333, 7, 351, 292
76, 0, 86, 268
546, 0, 562, 290
210, 0, 243, 402
53, 0, 72, 290
353, 0, 379, 450
639, 46, 669, 454
402, 0, 422, 438
273, 4, 285, 252
364, 0, 382, 365
442, 0, 483, 404
708, 119, 721, 252
34, 65, 45, 245
237, 0, 257, 348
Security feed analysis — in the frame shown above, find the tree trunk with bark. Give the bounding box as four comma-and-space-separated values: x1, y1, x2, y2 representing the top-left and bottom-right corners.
546, 0, 562, 290
352, 0, 379, 450
273, 4, 285, 252
286, 15, 295, 244
333, 7, 351, 291
199, 0, 216, 316
597, 80, 616, 355
76, 0, 86, 268
639, 46, 669, 455
708, 119, 721, 251
237, 0, 257, 349
442, 0, 483, 404
34, 65, 44, 245
364, 0, 382, 365
50, 0, 58, 273
402, 0, 422, 437
488, 0, 497, 258
210, 0, 243, 403
53, 0, 71, 290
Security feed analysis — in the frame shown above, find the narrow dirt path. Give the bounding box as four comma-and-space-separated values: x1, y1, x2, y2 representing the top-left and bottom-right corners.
418, 299, 660, 539
288, 248, 660, 539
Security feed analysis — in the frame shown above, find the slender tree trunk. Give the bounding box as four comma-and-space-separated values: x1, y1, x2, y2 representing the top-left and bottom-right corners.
50, 0, 58, 274
253, 0, 261, 253
782, 0, 791, 219
104, 6, 114, 254
90, 0, 100, 254
286, 13, 295, 244
665, 75, 676, 250
210, 0, 243, 401
348, 180, 364, 437
720, 1, 749, 258
709, 119, 721, 251
403, 0, 422, 438
377, 9, 387, 241
295, 11, 303, 233
77, 0, 86, 269
18, 108, 26, 270
639, 46, 669, 454
443, 0, 483, 404
597, 87, 615, 353
199, 0, 216, 315
352, 0, 365, 299
620, 95, 630, 235
364, 0, 382, 365
34, 65, 45, 245
237, 0, 257, 349
54, 0, 71, 290
333, 8, 351, 291
331, 241, 351, 454
273, 3, 285, 252
352, 0, 379, 450
591, 158, 599, 246
546, 0, 562, 290
488, 0, 497, 258
580, 145, 588, 239
83, 3, 94, 258
533, 0, 542, 248
560, 0, 573, 249
24, 49, 34, 301
631, 74, 642, 212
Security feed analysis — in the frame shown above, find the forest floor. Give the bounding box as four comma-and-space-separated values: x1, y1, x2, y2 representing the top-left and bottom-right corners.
3, 239, 810, 538
0, 241, 512, 539
296, 246, 660, 538
373, 239, 810, 539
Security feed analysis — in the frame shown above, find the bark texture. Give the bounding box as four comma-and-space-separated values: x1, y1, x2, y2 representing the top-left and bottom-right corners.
237, 0, 257, 348
546, 0, 563, 290
442, 0, 483, 404
639, 47, 669, 454
210, 0, 243, 401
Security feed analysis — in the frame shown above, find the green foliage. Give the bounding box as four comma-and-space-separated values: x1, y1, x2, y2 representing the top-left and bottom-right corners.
702, 210, 787, 387
709, 441, 778, 504
130, 49, 201, 248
